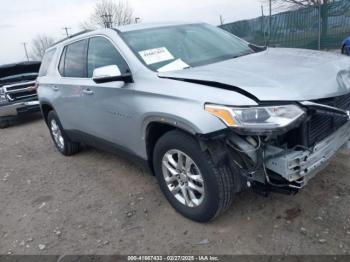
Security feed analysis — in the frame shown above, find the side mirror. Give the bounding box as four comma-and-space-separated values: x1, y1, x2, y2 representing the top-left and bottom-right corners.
92, 65, 132, 84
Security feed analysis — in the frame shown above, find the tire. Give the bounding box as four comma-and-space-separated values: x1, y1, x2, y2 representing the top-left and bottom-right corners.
342, 45, 347, 55
47, 111, 80, 156
0, 119, 9, 129
153, 130, 236, 222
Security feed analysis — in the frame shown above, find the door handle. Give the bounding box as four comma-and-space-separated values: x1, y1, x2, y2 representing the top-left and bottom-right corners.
51, 86, 59, 91
83, 88, 94, 95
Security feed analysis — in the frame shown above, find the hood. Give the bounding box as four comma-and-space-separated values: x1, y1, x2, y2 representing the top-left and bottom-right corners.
158, 48, 350, 102
0, 61, 41, 79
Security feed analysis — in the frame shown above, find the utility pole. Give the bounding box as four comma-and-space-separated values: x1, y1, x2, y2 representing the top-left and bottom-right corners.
21, 42, 29, 62
101, 13, 113, 28
62, 27, 71, 37
318, 3, 322, 50
262, 5, 267, 46
318, 0, 325, 50
268, 0, 272, 46
219, 15, 224, 25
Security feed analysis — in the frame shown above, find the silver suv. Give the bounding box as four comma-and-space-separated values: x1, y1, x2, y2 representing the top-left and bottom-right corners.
38, 22, 350, 222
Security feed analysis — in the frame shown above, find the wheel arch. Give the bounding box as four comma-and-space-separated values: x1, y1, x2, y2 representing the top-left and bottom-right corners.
144, 117, 202, 173
40, 102, 55, 124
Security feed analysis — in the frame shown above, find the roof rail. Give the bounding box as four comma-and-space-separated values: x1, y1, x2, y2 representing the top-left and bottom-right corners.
50, 30, 92, 47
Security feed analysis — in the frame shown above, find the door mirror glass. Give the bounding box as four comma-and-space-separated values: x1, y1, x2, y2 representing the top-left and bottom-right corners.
92, 65, 132, 84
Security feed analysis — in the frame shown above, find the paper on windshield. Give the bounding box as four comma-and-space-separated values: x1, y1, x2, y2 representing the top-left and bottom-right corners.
138, 47, 174, 65
157, 59, 190, 72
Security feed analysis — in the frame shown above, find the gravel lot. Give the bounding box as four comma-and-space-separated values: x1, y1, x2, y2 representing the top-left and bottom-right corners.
1, 114, 350, 255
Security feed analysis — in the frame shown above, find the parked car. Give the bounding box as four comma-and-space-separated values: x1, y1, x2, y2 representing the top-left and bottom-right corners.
0, 61, 41, 128
342, 36, 350, 55
37, 23, 350, 222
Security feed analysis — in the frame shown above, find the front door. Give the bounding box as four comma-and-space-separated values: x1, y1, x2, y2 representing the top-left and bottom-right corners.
80, 36, 135, 148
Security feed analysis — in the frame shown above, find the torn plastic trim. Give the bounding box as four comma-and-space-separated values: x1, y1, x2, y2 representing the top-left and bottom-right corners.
301, 101, 350, 119
158, 76, 260, 103
265, 121, 350, 185
198, 128, 313, 195
198, 129, 298, 195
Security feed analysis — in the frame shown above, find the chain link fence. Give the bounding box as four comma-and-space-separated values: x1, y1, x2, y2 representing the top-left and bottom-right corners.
220, 0, 350, 50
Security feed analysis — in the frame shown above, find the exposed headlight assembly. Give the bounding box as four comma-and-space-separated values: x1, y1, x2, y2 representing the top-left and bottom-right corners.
205, 104, 305, 134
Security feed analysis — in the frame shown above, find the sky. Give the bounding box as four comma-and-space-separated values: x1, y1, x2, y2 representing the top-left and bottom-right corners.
0, 0, 266, 64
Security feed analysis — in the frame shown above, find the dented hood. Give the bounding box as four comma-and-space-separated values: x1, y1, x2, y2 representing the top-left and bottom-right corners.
158, 48, 350, 102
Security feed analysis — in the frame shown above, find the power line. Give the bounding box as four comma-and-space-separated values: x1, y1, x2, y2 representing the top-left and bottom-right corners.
21, 42, 29, 62
62, 27, 71, 37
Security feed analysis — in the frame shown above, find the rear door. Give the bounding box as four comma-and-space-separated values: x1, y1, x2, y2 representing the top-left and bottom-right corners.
55, 39, 89, 131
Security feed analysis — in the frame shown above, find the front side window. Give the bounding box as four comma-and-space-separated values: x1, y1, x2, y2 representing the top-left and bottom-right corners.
122, 23, 254, 72
61, 39, 88, 78
87, 37, 129, 78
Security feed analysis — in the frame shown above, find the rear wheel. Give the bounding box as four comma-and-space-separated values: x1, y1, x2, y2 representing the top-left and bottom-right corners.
153, 130, 236, 222
47, 111, 80, 156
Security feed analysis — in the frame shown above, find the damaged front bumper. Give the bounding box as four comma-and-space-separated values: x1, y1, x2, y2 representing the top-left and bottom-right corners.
264, 121, 350, 188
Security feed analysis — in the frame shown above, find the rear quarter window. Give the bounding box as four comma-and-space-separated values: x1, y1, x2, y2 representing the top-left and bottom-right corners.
39, 49, 56, 77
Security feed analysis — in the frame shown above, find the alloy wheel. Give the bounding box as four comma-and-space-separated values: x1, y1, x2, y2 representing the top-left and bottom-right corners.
50, 119, 65, 150
162, 149, 205, 208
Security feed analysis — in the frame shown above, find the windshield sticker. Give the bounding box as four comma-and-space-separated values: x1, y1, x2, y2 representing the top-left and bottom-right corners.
138, 47, 174, 65
157, 59, 190, 73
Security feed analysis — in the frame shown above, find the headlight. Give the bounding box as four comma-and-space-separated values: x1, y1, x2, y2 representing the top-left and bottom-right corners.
205, 104, 305, 133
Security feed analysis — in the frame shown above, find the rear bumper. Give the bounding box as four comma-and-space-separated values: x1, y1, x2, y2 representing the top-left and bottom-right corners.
0, 100, 40, 118
265, 121, 350, 187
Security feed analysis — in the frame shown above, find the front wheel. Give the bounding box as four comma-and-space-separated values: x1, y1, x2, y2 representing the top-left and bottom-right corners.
153, 130, 236, 222
0, 118, 9, 129
342, 45, 347, 55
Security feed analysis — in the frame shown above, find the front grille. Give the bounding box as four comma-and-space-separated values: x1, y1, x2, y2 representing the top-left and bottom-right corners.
4, 81, 37, 102
306, 93, 350, 146
8, 90, 37, 101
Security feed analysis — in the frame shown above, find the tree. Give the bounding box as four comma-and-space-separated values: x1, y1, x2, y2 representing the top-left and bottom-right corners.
265, 0, 333, 9
30, 35, 55, 61
82, 0, 134, 30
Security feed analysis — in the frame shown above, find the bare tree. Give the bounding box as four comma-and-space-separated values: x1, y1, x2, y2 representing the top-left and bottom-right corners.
30, 35, 55, 61
82, 0, 134, 30
263, 0, 334, 9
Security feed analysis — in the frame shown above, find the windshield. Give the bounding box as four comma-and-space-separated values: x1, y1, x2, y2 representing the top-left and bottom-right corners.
121, 23, 254, 72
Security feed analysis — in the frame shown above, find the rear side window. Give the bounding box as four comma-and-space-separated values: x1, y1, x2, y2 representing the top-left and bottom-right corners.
39, 49, 56, 77
59, 39, 88, 78
87, 37, 129, 78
